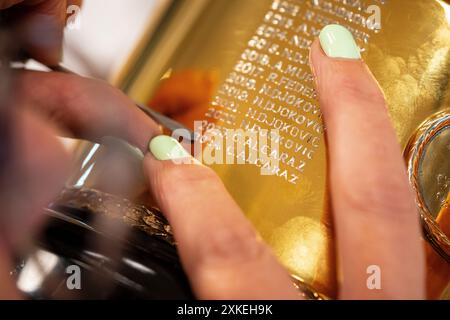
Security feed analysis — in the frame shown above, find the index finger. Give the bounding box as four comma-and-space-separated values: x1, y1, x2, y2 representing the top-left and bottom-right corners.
310, 26, 425, 299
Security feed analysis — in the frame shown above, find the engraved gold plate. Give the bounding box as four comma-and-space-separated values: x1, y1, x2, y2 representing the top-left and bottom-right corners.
100, 0, 450, 297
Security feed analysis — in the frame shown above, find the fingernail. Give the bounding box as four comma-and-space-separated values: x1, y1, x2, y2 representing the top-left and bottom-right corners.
319, 24, 361, 59
149, 135, 191, 160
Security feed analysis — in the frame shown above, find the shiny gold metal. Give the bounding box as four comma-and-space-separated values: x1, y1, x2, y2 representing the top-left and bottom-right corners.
105, 0, 450, 297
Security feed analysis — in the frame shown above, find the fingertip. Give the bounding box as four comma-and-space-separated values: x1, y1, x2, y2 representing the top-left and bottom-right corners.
309, 37, 365, 85
309, 39, 323, 85
309, 37, 384, 119
309, 38, 325, 65
148, 135, 192, 161
142, 152, 160, 179
20, 13, 64, 65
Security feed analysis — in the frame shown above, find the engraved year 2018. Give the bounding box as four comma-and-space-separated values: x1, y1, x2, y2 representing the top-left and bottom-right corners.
225, 72, 257, 91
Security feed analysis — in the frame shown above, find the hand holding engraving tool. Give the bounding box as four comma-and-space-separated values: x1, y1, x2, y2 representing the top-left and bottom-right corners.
0, 3, 164, 297
0, 22, 428, 299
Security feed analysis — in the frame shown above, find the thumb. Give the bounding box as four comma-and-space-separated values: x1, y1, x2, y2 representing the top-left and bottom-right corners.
309, 25, 385, 119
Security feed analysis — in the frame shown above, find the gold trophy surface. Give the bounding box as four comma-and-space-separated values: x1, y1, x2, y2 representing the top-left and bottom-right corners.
74, 0, 450, 298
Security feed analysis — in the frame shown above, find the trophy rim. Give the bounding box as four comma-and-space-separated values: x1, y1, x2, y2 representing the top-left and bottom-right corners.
404, 109, 450, 263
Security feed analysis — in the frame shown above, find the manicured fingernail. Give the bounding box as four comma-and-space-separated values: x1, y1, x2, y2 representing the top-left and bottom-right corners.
149, 135, 191, 160
319, 24, 361, 59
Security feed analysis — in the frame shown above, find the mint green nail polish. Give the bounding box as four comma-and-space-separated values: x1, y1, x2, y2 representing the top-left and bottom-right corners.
319, 24, 361, 59
149, 135, 191, 160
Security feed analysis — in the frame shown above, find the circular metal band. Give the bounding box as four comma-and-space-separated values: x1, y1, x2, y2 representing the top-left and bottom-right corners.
404, 109, 450, 263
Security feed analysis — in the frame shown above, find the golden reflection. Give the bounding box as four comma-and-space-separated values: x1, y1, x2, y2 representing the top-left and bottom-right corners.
438, 0, 450, 24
